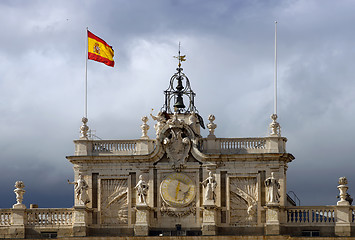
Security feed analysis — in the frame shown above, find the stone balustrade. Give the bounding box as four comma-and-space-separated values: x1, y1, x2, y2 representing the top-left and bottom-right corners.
0, 210, 11, 226
220, 138, 266, 150
0, 206, 354, 237
200, 136, 287, 154
74, 136, 287, 156
286, 206, 336, 224
26, 208, 73, 226
74, 139, 156, 156
92, 140, 137, 154
0, 209, 73, 227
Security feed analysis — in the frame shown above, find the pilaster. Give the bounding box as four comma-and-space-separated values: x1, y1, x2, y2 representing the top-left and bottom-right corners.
134, 204, 150, 236
335, 205, 351, 237
136, 140, 154, 155
265, 204, 280, 235
9, 208, 25, 239
73, 206, 90, 237
74, 140, 92, 156
335, 177, 351, 236
202, 202, 217, 236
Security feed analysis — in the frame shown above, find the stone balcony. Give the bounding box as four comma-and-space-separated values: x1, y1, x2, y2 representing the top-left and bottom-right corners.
73, 136, 287, 156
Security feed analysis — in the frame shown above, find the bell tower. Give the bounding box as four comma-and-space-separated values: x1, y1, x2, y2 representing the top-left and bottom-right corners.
162, 46, 198, 114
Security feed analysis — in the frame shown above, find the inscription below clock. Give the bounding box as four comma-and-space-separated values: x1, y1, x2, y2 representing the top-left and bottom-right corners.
160, 173, 196, 207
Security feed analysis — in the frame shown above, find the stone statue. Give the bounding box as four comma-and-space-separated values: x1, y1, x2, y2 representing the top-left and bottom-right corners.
150, 111, 166, 135
201, 171, 217, 202
68, 174, 90, 206
134, 175, 149, 204
264, 172, 280, 204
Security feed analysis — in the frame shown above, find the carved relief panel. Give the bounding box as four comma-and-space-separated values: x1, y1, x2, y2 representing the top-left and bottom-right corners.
100, 179, 128, 225
229, 177, 258, 224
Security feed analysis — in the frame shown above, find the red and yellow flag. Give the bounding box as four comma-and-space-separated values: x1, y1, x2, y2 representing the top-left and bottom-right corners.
87, 30, 115, 67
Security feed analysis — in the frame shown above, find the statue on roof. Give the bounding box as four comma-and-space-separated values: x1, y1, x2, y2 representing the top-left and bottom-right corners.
150, 111, 167, 136
264, 172, 280, 204
134, 175, 149, 204
201, 171, 217, 202
68, 174, 90, 206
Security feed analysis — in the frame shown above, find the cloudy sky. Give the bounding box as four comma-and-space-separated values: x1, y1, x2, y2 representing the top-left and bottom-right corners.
0, 0, 354, 208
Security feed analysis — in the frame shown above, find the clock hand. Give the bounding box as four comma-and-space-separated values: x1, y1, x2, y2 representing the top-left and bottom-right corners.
175, 182, 181, 200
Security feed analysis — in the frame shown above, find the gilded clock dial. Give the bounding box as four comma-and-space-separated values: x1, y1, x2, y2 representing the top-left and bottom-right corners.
160, 173, 196, 207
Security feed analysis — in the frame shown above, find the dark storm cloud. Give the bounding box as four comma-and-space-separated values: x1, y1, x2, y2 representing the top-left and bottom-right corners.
0, 0, 354, 208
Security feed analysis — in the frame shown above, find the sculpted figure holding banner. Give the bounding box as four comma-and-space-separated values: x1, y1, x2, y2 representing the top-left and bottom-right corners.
201, 171, 217, 201
264, 172, 280, 204
68, 174, 90, 205
135, 175, 149, 204
150, 111, 166, 135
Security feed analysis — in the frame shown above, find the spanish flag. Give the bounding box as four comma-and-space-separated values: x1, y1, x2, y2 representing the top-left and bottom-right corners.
88, 30, 115, 67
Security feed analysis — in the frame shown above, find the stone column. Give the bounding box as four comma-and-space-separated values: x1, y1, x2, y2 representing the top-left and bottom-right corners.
134, 204, 150, 236
335, 177, 351, 237
202, 202, 217, 235
73, 206, 91, 237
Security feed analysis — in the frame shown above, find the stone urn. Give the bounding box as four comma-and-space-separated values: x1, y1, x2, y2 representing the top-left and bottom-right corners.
13, 181, 26, 209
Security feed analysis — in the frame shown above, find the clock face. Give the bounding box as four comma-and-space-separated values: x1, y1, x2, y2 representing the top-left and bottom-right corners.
160, 173, 196, 207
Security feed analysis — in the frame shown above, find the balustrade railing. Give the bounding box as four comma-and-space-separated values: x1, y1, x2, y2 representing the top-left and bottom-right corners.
0, 210, 11, 226
286, 207, 336, 224
199, 137, 286, 154
26, 209, 73, 226
220, 138, 266, 150
92, 140, 137, 153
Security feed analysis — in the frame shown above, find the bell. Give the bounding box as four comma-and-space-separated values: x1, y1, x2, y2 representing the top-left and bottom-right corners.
173, 94, 185, 109
176, 77, 184, 91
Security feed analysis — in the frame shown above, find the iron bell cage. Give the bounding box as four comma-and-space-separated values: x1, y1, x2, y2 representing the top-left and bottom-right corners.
162, 67, 198, 114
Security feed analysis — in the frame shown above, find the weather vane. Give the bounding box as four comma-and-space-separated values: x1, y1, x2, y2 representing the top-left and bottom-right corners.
173, 42, 186, 68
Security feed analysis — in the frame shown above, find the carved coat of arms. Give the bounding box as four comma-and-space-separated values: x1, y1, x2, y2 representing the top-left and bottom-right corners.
163, 128, 191, 171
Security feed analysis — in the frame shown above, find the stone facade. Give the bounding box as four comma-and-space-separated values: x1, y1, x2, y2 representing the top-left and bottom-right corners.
63, 109, 295, 237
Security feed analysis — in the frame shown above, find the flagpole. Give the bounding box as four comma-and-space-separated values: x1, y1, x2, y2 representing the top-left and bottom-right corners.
274, 21, 277, 116
85, 27, 88, 119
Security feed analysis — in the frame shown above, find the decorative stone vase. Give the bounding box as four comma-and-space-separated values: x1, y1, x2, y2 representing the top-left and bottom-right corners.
13, 181, 26, 209
337, 177, 349, 206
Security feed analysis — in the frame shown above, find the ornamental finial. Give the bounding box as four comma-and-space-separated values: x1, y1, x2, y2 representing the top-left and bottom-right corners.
207, 114, 217, 138
13, 181, 26, 209
173, 42, 186, 68
140, 116, 150, 139
269, 114, 281, 136
337, 177, 351, 206
80, 117, 89, 139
